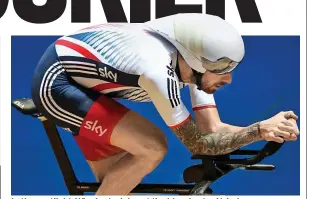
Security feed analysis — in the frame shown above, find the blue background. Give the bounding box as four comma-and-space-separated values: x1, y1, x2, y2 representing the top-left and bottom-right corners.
11, 36, 300, 195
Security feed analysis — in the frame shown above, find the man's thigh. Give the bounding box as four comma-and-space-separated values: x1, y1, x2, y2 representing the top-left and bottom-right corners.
74, 99, 167, 161
77, 109, 168, 161
85, 110, 168, 182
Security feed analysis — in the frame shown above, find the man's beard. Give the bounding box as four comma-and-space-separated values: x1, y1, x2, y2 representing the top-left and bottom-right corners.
203, 87, 216, 94
202, 81, 226, 94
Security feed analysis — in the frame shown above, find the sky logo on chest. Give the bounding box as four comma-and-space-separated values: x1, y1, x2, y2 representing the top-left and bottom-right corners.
98, 66, 118, 82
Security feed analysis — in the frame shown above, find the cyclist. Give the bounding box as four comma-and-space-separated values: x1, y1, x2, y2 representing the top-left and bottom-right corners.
31, 13, 299, 195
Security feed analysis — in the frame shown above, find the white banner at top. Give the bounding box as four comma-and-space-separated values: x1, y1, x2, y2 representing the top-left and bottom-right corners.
0, 0, 306, 36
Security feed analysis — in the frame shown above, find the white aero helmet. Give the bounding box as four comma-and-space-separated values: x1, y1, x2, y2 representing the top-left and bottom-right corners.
145, 13, 245, 74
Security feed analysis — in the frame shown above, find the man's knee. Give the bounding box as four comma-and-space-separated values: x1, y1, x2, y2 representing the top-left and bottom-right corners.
144, 125, 168, 155
136, 125, 168, 170
111, 111, 168, 167
128, 126, 167, 174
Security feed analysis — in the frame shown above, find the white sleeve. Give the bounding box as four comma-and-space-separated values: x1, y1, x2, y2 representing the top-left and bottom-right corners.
139, 65, 190, 128
188, 84, 216, 111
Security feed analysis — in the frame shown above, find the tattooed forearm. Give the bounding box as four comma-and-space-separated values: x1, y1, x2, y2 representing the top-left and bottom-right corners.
172, 118, 263, 155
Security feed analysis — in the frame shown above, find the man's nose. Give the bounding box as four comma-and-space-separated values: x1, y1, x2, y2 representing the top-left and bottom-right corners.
223, 73, 232, 84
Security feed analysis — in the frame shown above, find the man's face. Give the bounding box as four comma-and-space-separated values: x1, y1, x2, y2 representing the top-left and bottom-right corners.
200, 71, 232, 94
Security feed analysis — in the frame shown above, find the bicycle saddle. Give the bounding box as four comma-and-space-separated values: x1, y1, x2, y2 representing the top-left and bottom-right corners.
12, 98, 38, 115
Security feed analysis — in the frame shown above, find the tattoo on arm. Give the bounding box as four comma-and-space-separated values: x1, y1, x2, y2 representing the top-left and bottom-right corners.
172, 118, 262, 155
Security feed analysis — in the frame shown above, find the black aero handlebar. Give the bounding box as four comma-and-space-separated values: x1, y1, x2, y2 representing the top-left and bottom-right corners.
192, 141, 284, 165
225, 141, 284, 165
